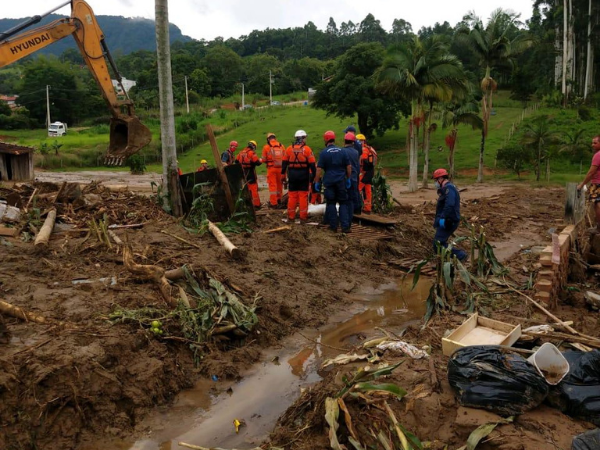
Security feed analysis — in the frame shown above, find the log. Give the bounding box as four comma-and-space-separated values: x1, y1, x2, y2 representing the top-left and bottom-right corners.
165, 266, 188, 281
0, 300, 46, 324
34, 209, 56, 247
122, 246, 175, 307
206, 123, 235, 215
207, 220, 240, 259
52, 182, 67, 204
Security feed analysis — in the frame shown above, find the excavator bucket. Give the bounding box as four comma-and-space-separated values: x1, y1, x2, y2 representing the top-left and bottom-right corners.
104, 116, 152, 165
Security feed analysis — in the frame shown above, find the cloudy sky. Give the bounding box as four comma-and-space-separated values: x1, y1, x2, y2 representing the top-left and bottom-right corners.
2, 0, 534, 41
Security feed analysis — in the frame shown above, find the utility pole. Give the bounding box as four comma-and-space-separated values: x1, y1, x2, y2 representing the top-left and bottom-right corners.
155, 0, 183, 216
241, 82, 245, 110
269, 70, 272, 105
46, 85, 51, 129
184, 75, 190, 114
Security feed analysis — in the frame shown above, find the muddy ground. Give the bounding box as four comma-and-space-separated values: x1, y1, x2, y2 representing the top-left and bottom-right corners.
0, 177, 598, 450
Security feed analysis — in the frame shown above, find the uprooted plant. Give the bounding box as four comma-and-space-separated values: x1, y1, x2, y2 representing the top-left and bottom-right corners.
371, 166, 394, 214
108, 266, 258, 364
412, 224, 507, 322
326, 362, 423, 450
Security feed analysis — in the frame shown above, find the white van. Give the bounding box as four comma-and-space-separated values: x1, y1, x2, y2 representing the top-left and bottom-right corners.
48, 121, 67, 137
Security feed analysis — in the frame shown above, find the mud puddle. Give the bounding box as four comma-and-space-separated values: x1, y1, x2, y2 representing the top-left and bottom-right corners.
91, 278, 430, 450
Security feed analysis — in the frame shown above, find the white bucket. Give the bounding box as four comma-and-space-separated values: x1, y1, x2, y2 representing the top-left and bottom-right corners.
527, 342, 570, 385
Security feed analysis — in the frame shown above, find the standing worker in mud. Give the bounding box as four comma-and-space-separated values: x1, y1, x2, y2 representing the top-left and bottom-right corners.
281, 130, 316, 223
343, 131, 361, 226
432, 168, 467, 261
577, 135, 600, 232
236, 140, 262, 208
357, 134, 377, 214
221, 141, 238, 166
313, 131, 352, 233
262, 133, 286, 208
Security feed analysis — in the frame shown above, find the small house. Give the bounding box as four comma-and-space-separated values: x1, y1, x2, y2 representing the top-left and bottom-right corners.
0, 142, 34, 181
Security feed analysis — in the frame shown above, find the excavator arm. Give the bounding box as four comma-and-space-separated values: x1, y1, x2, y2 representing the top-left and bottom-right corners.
0, 0, 152, 164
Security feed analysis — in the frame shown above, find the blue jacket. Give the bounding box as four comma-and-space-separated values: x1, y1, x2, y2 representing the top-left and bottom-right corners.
343, 145, 360, 182
317, 145, 350, 185
435, 182, 460, 227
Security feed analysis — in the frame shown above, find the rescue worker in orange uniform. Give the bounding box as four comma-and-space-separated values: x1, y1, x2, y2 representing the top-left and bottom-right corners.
262, 133, 285, 208
357, 134, 378, 213
197, 159, 209, 172
281, 130, 316, 223
221, 141, 238, 166
236, 140, 262, 208
177, 160, 183, 176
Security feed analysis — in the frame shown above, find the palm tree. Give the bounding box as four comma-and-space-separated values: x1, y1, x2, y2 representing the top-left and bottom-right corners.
559, 129, 590, 169
155, 0, 182, 216
520, 115, 559, 182
440, 99, 483, 179
456, 9, 530, 183
376, 36, 468, 192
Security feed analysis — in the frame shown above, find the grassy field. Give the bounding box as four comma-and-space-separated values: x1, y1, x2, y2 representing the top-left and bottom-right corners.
0, 90, 596, 185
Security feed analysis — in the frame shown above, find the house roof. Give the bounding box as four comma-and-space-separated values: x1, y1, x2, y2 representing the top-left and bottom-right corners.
0, 142, 34, 155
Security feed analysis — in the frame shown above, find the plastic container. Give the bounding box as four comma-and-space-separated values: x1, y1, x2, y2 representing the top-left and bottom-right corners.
527, 342, 570, 385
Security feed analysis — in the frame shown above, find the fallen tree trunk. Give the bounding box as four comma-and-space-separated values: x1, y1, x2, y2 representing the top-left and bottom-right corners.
0, 300, 47, 324
34, 209, 56, 247
208, 220, 240, 259
122, 246, 175, 307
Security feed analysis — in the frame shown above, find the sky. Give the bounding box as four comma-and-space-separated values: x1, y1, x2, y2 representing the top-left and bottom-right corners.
1, 0, 534, 42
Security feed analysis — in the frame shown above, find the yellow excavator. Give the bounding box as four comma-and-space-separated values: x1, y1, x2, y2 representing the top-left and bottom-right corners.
0, 0, 152, 165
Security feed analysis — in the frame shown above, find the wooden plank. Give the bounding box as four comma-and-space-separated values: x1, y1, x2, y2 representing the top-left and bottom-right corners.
0, 225, 17, 237
205, 124, 235, 215
353, 213, 398, 226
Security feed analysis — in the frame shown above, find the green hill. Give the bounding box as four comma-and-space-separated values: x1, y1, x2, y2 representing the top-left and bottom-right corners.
0, 14, 191, 56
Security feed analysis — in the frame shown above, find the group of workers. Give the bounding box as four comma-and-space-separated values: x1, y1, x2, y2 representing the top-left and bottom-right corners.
219, 126, 378, 232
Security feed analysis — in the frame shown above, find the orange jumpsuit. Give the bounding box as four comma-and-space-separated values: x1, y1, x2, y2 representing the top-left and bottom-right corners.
282, 143, 316, 221
359, 144, 377, 213
262, 141, 285, 206
236, 147, 262, 207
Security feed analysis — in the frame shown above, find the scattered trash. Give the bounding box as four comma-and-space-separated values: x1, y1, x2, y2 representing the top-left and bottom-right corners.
442, 313, 521, 357
523, 324, 555, 334
375, 341, 429, 359
527, 342, 570, 385
211, 375, 218, 382
0, 202, 21, 223
72, 276, 117, 286
585, 292, 600, 311
233, 418, 244, 433
448, 346, 549, 415
572, 428, 600, 450
322, 352, 373, 368
547, 350, 600, 425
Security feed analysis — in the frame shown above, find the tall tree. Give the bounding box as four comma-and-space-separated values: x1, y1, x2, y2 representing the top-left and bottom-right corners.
376, 36, 468, 192
312, 43, 408, 139
456, 9, 530, 182
521, 115, 559, 181
155, 0, 182, 216
204, 45, 242, 97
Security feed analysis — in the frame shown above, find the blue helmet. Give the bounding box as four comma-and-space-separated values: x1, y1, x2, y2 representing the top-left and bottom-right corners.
344, 125, 356, 133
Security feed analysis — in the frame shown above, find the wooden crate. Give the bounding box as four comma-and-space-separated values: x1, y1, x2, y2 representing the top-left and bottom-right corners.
442, 313, 521, 357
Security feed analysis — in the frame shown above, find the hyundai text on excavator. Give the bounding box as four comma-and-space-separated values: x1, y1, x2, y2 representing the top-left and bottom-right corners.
0, 0, 152, 165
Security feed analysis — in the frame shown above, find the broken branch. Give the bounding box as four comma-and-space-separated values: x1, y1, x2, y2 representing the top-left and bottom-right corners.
208, 220, 241, 258
0, 300, 47, 324
123, 246, 175, 308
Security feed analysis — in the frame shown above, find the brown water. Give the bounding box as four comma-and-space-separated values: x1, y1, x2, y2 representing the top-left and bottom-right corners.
87, 277, 430, 450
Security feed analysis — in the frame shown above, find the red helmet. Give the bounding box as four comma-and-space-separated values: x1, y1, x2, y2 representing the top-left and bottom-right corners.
432, 168, 449, 179
344, 132, 356, 141
229, 140, 238, 148
323, 130, 336, 142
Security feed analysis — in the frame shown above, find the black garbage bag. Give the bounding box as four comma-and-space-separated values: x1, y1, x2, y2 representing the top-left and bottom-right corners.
448, 346, 549, 416
547, 350, 600, 426
572, 429, 600, 450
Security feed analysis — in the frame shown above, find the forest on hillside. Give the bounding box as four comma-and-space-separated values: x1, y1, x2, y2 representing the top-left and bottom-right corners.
0, 1, 597, 138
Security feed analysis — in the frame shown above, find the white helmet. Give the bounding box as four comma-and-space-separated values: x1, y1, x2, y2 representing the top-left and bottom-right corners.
294, 129, 307, 138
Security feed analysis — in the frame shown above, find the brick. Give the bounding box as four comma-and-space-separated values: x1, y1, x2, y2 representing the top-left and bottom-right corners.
541, 245, 553, 257
540, 255, 553, 267
535, 291, 551, 306
560, 225, 577, 241
559, 234, 570, 252
535, 279, 553, 293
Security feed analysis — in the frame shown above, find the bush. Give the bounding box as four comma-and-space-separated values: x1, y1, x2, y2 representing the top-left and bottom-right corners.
578, 105, 594, 121
127, 154, 147, 174
0, 113, 33, 130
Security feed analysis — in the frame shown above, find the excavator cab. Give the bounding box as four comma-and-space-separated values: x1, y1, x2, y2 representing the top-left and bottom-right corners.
106, 116, 153, 166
